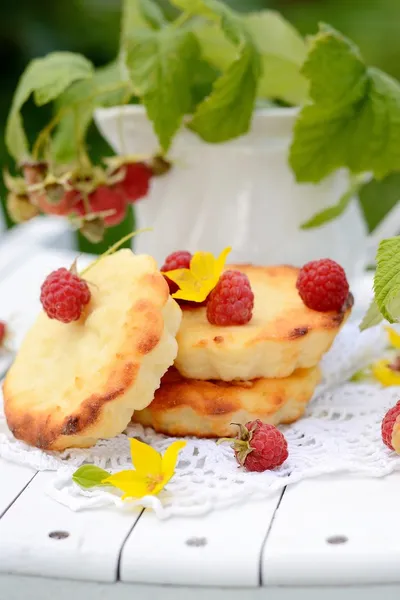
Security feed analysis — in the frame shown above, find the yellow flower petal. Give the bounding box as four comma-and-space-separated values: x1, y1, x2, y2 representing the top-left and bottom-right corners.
386, 327, 400, 349
162, 440, 186, 479
103, 470, 150, 498
372, 360, 400, 387
129, 438, 162, 476
166, 247, 231, 303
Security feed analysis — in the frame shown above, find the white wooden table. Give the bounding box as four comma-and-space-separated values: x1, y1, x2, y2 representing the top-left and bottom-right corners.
0, 217, 399, 600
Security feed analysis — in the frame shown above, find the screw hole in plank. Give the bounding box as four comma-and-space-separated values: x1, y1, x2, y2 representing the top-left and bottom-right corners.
186, 537, 207, 547
49, 531, 70, 540
326, 535, 348, 545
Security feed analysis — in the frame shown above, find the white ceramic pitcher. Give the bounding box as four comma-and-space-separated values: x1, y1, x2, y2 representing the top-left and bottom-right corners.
95, 105, 399, 284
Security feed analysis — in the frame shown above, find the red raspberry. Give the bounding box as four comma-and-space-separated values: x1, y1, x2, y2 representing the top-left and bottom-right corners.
206, 270, 254, 326
40, 267, 91, 323
296, 258, 349, 312
0, 321, 6, 346
161, 251, 192, 295
116, 162, 153, 203
381, 400, 400, 450
76, 186, 127, 226
221, 420, 288, 472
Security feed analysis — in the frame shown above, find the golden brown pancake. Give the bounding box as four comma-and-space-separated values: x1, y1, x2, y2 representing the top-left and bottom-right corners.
4, 249, 182, 450
132, 366, 321, 438
174, 264, 352, 381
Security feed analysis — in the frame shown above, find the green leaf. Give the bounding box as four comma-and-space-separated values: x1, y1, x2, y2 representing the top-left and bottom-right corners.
374, 236, 400, 323
72, 465, 110, 489
302, 24, 367, 110
126, 27, 200, 151
194, 23, 236, 72
171, 0, 262, 143
5, 52, 94, 161
301, 177, 362, 229
290, 25, 400, 183
358, 173, 400, 233
52, 61, 132, 163
121, 0, 153, 46
300, 189, 353, 230
189, 43, 261, 142
359, 299, 384, 331
138, 0, 166, 29
244, 11, 308, 105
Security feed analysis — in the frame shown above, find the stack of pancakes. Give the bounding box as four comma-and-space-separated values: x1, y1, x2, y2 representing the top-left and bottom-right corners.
3, 253, 352, 450
133, 265, 352, 438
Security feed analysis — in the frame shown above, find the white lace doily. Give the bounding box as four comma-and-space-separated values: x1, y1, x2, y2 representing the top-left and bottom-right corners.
1, 323, 400, 519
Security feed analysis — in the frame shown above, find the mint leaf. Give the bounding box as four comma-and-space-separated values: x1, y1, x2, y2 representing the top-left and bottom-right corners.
300, 187, 354, 230
358, 173, 400, 233
72, 465, 110, 489
244, 11, 308, 105
126, 27, 199, 151
6, 52, 94, 161
359, 299, 384, 331
189, 43, 261, 142
171, 0, 243, 44
374, 236, 400, 323
290, 25, 400, 183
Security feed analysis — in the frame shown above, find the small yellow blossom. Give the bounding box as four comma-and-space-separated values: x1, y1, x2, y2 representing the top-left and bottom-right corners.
164, 247, 231, 302
386, 327, 400, 350
102, 438, 186, 500
371, 359, 400, 387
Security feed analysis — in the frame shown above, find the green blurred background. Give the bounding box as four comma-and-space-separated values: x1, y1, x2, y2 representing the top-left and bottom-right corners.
1, 0, 399, 228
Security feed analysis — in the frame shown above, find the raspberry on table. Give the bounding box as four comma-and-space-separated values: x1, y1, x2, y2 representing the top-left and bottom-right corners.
220, 419, 288, 472
296, 258, 349, 312
381, 400, 400, 450
206, 270, 254, 326
40, 267, 91, 323
161, 251, 192, 295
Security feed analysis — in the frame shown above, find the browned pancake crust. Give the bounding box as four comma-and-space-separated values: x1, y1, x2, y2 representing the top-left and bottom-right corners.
132, 366, 321, 438
174, 264, 352, 381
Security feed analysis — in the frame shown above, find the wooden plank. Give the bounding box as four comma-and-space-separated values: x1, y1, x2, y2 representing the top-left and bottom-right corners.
120, 497, 282, 587
2, 574, 400, 600
0, 458, 36, 517
262, 474, 400, 586
0, 471, 143, 582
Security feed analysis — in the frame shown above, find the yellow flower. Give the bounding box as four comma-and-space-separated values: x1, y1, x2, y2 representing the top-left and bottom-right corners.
102, 438, 186, 500
164, 247, 231, 303
386, 327, 400, 349
371, 359, 400, 387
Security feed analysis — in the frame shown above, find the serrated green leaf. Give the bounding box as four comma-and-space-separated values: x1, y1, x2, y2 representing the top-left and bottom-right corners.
194, 10, 308, 106
126, 27, 200, 151
302, 24, 367, 109
358, 173, 400, 233
170, 0, 243, 44
72, 465, 110, 489
300, 187, 354, 230
6, 52, 94, 161
244, 11, 308, 105
52, 61, 132, 163
194, 23, 236, 72
121, 0, 153, 45
138, 0, 166, 29
359, 299, 384, 331
374, 236, 400, 323
290, 25, 400, 184
189, 43, 260, 142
